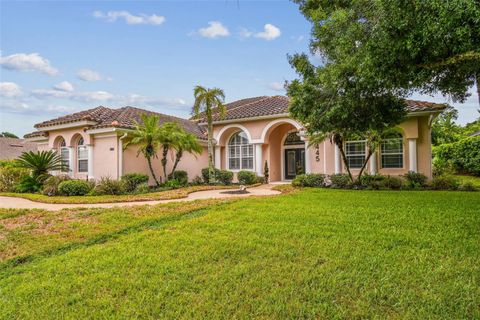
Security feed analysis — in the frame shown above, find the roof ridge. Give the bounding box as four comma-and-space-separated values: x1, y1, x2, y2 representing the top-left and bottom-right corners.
215, 96, 271, 116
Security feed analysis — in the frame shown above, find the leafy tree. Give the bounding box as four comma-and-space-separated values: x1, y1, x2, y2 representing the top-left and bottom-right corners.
292, 0, 480, 108
170, 130, 202, 176
192, 86, 226, 184
431, 106, 462, 146
126, 114, 162, 186
0, 132, 18, 138
16, 150, 65, 182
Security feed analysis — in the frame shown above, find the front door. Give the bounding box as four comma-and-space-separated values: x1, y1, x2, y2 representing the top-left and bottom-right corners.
284, 148, 305, 180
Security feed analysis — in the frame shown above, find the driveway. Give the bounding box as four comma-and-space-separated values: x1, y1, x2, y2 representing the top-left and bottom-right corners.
0, 184, 281, 211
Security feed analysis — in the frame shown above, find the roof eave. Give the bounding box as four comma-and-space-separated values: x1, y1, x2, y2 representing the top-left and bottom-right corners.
35, 120, 99, 131
198, 113, 290, 125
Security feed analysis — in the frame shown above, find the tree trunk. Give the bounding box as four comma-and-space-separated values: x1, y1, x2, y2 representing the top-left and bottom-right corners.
476, 73, 480, 113
147, 156, 160, 186
170, 149, 183, 176
357, 149, 374, 181
337, 142, 354, 182
207, 121, 215, 184
161, 145, 169, 182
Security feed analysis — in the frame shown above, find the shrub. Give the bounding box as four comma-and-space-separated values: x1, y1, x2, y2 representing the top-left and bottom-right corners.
293, 173, 326, 187
168, 170, 188, 186
58, 180, 92, 196
121, 173, 149, 193
330, 174, 351, 189
263, 161, 269, 184
292, 174, 306, 187
359, 174, 387, 190
191, 175, 204, 186
201, 167, 221, 184
0, 166, 30, 192
217, 170, 233, 185
403, 171, 428, 189
14, 175, 43, 193
133, 182, 150, 194
382, 175, 404, 190
165, 179, 181, 189
459, 182, 478, 191
237, 170, 257, 185
42, 175, 70, 196
434, 137, 480, 176
94, 177, 125, 195
430, 175, 460, 190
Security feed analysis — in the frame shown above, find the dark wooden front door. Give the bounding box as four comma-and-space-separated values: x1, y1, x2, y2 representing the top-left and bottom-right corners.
284, 148, 305, 180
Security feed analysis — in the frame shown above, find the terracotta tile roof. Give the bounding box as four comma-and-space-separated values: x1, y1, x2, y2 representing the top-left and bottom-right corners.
0, 138, 38, 160
197, 96, 446, 123
23, 131, 48, 139
32, 106, 206, 140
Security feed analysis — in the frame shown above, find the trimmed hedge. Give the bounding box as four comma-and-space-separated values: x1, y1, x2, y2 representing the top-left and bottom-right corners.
168, 170, 188, 186
292, 174, 326, 187
217, 170, 234, 185
201, 167, 221, 184
237, 170, 257, 185
58, 180, 92, 196
121, 173, 149, 192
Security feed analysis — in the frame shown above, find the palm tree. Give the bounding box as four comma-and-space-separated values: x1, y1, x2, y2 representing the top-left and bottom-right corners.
170, 130, 202, 176
16, 150, 65, 181
126, 114, 162, 186
192, 86, 226, 183
158, 122, 184, 182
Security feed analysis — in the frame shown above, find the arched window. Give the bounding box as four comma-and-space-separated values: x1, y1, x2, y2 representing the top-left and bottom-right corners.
58, 138, 69, 172
77, 137, 88, 173
228, 131, 253, 170
283, 132, 305, 146
381, 132, 404, 168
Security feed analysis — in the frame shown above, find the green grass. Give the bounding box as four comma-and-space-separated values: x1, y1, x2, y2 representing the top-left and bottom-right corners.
0, 185, 235, 204
455, 174, 480, 187
1, 189, 479, 319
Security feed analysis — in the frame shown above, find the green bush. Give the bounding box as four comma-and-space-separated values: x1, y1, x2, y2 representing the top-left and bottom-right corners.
382, 175, 404, 190
14, 175, 43, 193
165, 179, 181, 189
201, 167, 221, 184
237, 170, 257, 185
292, 173, 326, 187
42, 175, 70, 196
217, 170, 233, 185
121, 173, 149, 193
191, 175, 204, 186
168, 170, 188, 186
430, 175, 460, 190
0, 166, 30, 192
459, 182, 478, 191
329, 174, 351, 189
358, 174, 387, 190
94, 177, 125, 195
434, 137, 480, 176
58, 180, 92, 196
403, 171, 428, 189
133, 182, 150, 194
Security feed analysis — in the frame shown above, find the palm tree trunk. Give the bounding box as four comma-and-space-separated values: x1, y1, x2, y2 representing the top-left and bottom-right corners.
147, 157, 160, 186
161, 145, 169, 182
207, 121, 215, 184
170, 149, 183, 176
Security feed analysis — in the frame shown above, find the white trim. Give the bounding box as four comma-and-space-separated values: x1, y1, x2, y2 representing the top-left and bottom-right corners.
36, 120, 97, 131
118, 133, 128, 179
334, 144, 341, 174
369, 152, 377, 174
408, 138, 417, 172
280, 129, 305, 181
215, 124, 252, 145
259, 118, 303, 143
87, 145, 94, 179
214, 146, 221, 169
304, 144, 311, 174
255, 144, 263, 176
86, 127, 133, 135
225, 131, 254, 172
379, 137, 405, 169
67, 146, 74, 177
25, 136, 48, 142
199, 113, 290, 126
406, 111, 443, 117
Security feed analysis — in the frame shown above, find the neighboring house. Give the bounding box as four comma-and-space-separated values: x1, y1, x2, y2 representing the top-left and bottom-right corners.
24, 96, 445, 183
0, 137, 38, 160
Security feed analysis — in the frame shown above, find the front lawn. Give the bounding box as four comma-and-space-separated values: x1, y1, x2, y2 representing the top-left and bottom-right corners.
1, 189, 479, 319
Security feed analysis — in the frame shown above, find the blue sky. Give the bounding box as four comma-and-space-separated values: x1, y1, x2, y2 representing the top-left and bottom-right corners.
0, 0, 478, 136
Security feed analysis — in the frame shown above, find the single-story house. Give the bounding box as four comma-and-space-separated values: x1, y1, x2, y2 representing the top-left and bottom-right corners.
0, 137, 38, 160
24, 96, 446, 183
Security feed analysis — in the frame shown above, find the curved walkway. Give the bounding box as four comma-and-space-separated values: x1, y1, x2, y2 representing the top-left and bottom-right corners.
0, 184, 281, 211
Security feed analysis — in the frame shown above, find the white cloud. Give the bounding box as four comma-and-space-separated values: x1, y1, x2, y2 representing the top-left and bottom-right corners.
53, 81, 74, 92
0, 82, 22, 97
93, 10, 165, 25
0, 52, 58, 76
268, 82, 285, 92
77, 69, 102, 81
0, 99, 30, 112
255, 24, 281, 40
32, 89, 115, 102
197, 21, 230, 38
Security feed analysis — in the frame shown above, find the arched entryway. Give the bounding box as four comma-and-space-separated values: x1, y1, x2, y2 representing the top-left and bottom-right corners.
282, 131, 305, 180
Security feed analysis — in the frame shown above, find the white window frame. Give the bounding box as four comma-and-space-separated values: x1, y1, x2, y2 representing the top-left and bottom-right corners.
345, 140, 366, 169
380, 136, 404, 169
77, 138, 88, 173
227, 131, 254, 171
60, 146, 70, 172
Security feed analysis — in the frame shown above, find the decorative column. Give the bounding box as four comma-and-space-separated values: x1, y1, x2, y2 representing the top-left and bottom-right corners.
408, 138, 417, 172
87, 145, 94, 179
304, 143, 311, 174
214, 146, 221, 170
255, 144, 263, 176
68, 146, 74, 177
369, 152, 377, 174
334, 144, 342, 174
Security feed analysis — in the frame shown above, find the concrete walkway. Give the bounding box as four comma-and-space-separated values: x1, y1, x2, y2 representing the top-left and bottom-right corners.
0, 184, 281, 211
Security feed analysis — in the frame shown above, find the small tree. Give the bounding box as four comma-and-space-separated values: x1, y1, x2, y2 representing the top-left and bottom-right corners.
158, 122, 184, 182
170, 130, 202, 176
192, 86, 226, 184
263, 160, 269, 184
126, 114, 162, 186
0, 132, 18, 138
